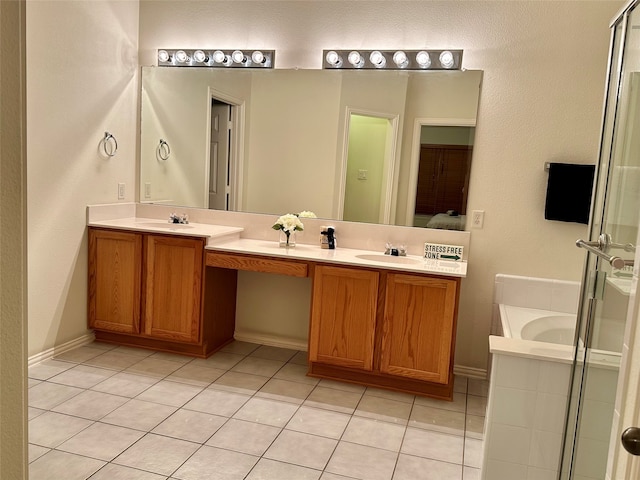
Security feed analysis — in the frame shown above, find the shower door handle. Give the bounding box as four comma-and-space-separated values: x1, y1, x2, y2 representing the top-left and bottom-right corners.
576, 239, 633, 269
622, 427, 640, 456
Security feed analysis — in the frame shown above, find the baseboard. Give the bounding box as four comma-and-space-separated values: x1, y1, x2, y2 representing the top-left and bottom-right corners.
453, 364, 487, 380
234, 330, 307, 352
28, 332, 96, 367
235, 330, 488, 380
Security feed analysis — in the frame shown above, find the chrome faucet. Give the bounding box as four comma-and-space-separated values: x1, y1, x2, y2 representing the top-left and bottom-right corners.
169, 213, 189, 224
384, 243, 406, 256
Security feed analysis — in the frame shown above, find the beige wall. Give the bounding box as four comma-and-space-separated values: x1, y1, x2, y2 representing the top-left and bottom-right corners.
26, 1, 139, 356
139, 1, 621, 372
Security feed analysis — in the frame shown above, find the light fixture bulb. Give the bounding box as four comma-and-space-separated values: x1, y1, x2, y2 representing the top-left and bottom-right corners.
392, 51, 408, 68
232, 50, 246, 64
175, 50, 189, 63
347, 51, 364, 68
325, 50, 342, 67
439, 50, 455, 69
193, 50, 208, 63
251, 51, 265, 64
212, 50, 226, 63
369, 51, 386, 68
415, 50, 431, 68
157, 50, 170, 63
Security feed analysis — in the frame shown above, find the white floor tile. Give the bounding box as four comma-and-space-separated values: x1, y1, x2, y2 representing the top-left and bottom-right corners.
354, 395, 412, 425
393, 454, 463, 480
136, 379, 203, 407
341, 416, 406, 451
206, 418, 281, 456
183, 388, 250, 417
28, 381, 83, 410
57, 422, 144, 461
90, 463, 167, 479
152, 408, 227, 443
264, 430, 337, 470
113, 433, 199, 476
245, 457, 321, 480
101, 399, 177, 431
29, 450, 105, 480
401, 427, 464, 464
29, 411, 93, 448
286, 405, 351, 439
326, 442, 398, 480
51, 389, 128, 420
27, 342, 486, 479
232, 397, 299, 427
173, 445, 258, 480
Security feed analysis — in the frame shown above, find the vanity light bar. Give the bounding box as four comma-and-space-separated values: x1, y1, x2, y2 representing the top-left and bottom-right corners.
157, 49, 275, 68
322, 49, 463, 70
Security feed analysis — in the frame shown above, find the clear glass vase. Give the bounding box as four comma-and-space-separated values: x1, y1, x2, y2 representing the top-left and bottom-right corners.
279, 230, 296, 248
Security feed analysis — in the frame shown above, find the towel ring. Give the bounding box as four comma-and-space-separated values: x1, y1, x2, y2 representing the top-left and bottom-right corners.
157, 139, 171, 161
102, 132, 118, 157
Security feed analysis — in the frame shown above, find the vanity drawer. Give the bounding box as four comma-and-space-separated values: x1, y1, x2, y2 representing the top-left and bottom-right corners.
206, 252, 308, 277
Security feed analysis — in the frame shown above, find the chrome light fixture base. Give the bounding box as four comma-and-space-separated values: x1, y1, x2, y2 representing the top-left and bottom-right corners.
322, 49, 463, 70
157, 49, 275, 68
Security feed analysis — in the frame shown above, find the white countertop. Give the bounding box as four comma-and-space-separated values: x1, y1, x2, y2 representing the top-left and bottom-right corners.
88, 217, 244, 244
88, 217, 467, 277
207, 238, 467, 277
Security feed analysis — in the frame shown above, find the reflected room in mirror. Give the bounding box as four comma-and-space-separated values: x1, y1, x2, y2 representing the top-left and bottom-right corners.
140, 67, 482, 230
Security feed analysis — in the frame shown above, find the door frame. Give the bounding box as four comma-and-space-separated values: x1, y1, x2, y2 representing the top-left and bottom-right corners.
336, 107, 400, 224
205, 88, 245, 211
405, 118, 476, 227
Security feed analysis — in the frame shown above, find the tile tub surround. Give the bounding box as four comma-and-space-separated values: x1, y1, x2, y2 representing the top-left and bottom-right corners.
29, 341, 487, 480
481, 274, 580, 480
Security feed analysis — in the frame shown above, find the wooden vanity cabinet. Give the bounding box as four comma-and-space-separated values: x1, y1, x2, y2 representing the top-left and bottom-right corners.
143, 234, 204, 343
88, 227, 236, 357
88, 229, 142, 334
309, 265, 379, 371
308, 265, 460, 400
380, 274, 458, 385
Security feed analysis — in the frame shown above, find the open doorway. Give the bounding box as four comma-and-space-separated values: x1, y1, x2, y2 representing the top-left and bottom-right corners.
207, 92, 244, 211
341, 112, 398, 224
409, 124, 475, 230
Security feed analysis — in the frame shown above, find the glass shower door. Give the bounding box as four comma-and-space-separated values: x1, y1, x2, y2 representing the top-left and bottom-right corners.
561, 3, 640, 478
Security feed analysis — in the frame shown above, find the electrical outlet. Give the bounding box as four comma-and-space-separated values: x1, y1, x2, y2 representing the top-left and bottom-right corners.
118, 183, 125, 200
472, 210, 485, 228
144, 183, 151, 199
357, 169, 368, 180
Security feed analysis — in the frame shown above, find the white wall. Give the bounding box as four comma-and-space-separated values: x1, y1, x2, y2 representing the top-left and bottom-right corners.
26, 1, 139, 356
139, 0, 621, 373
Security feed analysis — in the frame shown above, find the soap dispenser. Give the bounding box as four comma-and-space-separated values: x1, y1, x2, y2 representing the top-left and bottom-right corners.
320, 226, 336, 249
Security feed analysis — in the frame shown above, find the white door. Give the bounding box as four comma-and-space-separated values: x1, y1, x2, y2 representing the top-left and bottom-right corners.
561, 3, 640, 478
209, 101, 231, 210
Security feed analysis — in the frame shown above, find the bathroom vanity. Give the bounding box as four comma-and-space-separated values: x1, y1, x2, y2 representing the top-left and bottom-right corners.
87, 205, 468, 399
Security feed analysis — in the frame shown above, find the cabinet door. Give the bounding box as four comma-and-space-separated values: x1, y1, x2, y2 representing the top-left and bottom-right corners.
380, 274, 457, 384
143, 235, 204, 344
309, 265, 378, 371
88, 229, 142, 334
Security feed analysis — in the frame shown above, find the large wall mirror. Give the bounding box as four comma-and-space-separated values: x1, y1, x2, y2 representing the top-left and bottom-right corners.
140, 67, 482, 229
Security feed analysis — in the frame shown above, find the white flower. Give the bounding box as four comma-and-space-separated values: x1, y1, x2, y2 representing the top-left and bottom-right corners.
273, 213, 304, 233
297, 211, 317, 219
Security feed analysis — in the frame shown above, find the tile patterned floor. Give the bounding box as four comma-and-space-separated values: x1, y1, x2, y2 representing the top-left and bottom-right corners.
28, 341, 487, 480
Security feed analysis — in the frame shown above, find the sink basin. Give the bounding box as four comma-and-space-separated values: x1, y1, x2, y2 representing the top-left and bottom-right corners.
135, 222, 194, 230
355, 254, 422, 265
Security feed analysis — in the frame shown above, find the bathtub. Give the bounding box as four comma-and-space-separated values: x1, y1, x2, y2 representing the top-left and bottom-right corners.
499, 304, 576, 346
